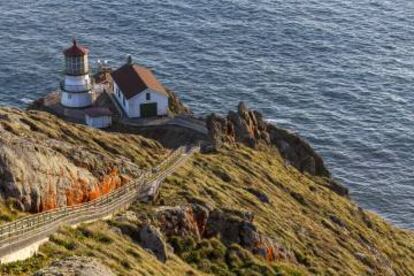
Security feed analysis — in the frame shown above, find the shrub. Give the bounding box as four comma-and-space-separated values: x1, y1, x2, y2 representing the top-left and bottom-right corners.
94, 232, 113, 244
126, 248, 141, 259
0, 213, 12, 222
50, 235, 78, 251
121, 259, 132, 270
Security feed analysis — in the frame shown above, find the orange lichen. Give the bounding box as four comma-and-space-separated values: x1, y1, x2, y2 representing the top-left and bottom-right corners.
266, 246, 275, 262
40, 183, 57, 212
32, 167, 129, 212
63, 167, 125, 209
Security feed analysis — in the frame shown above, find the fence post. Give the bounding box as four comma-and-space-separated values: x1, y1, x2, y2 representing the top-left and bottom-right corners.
106, 194, 109, 215
0, 146, 194, 250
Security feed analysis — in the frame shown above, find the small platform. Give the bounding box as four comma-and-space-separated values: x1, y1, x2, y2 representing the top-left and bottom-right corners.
39, 90, 120, 124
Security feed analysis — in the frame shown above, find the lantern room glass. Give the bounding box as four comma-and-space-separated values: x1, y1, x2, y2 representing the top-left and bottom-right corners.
65, 56, 89, 75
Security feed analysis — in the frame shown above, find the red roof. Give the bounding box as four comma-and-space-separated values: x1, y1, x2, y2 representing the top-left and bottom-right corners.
111, 64, 168, 100
84, 107, 113, 118
63, 39, 89, 57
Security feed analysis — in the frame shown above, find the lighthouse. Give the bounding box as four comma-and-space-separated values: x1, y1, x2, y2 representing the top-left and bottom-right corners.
60, 39, 93, 108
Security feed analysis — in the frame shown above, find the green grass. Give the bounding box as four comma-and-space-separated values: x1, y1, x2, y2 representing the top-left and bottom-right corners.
168, 236, 305, 275
159, 144, 414, 275
1, 223, 201, 276
1, 108, 413, 275
0, 200, 27, 225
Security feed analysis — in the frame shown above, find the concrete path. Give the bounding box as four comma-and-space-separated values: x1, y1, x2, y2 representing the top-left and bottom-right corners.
122, 115, 208, 135
0, 145, 198, 264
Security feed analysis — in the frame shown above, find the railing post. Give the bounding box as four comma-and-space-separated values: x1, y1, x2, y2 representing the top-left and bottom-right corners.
106, 193, 109, 215
0, 146, 195, 250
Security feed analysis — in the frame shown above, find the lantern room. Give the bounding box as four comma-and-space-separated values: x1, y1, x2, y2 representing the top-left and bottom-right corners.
60, 39, 93, 108
63, 40, 89, 76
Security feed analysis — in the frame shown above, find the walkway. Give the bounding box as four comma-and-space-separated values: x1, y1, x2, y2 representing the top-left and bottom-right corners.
122, 115, 208, 135
0, 145, 199, 263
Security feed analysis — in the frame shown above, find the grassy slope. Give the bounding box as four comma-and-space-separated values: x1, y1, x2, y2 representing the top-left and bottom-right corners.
161, 144, 414, 275
0, 202, 26, 225
2, 222, 201, 276
0, 110, 413, 275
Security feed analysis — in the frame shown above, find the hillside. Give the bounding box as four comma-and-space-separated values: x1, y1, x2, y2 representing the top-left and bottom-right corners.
0, 108, 413, 275
0, 108, 168, 215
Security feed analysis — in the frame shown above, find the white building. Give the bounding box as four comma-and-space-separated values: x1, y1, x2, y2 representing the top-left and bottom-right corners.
60, 40, 93, 108
111, 57, 169, 118
84, 107, 113, 128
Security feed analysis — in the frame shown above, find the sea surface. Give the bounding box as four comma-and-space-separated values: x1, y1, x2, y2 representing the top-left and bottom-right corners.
0, 0, 413, 228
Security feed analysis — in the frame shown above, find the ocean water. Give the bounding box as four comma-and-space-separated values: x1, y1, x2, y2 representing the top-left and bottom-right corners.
0, 0, 413, 228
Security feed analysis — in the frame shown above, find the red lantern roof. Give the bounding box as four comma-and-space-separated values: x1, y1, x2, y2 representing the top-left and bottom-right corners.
63, 39, 89, 57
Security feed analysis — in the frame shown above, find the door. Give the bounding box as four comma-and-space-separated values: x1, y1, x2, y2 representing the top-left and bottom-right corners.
140, 103, 158, 118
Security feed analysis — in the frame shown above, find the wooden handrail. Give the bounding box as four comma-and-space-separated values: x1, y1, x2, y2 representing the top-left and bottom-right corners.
0, 146, 197, 256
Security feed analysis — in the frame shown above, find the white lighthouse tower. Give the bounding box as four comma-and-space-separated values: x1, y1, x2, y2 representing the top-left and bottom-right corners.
60, 39, 93, 108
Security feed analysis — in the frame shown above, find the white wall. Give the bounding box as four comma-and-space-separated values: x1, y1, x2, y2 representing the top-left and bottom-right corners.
0, 238, 49, 264
61, 91, 92, 108
64, 75, 91, 92
113, 82, 130, 115
127, 89, 168, 118
113, 82, 168, 118
85, 115, 112, 128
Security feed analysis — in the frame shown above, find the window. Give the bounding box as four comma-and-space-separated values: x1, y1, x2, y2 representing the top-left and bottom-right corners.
146, 93, 151, 101
68, 94, 72, 99
65, 56, 88, 75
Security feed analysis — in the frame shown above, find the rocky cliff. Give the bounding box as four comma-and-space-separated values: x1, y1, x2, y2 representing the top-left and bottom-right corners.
206, 102, 330, 178
0, 107, 413, 276
0, 108, 167, 212
206, 102, 348, 197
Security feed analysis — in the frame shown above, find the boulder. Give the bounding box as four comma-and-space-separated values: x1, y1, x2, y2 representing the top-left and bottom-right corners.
206, 113, 235, 150
155, 204, 209, 239
33, 256, 115, 276
138, 224, 168, 262
204, 209, 295, 263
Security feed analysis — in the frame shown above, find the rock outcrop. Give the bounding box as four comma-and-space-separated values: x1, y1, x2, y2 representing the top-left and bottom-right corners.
34, 256, 115, 276
138, 224, 169, 263
155, 205, 210, 239
206, 102, 330, 178
0, 130, 138, 212
167, 88, 191, 115
153, 204, 295, 263
0, 108, 164, 212
204, 209, 296, 262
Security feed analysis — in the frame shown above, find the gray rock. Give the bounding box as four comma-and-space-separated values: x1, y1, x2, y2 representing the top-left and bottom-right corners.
205, 102, 331, 178
155, 204, 209, 239
33, 256, 115, 276
115, 210, 139, 223
138, 224, 168, 262
204, 208, 296, 262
